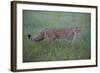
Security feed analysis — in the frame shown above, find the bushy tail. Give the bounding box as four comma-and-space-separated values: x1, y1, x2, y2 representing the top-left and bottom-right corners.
28, 32, 44, 42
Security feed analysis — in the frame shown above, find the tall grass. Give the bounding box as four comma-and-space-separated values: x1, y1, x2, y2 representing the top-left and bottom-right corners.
23, 10, 91, 62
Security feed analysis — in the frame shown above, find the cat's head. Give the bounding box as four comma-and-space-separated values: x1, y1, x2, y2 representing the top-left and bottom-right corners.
74, 26, 80, 33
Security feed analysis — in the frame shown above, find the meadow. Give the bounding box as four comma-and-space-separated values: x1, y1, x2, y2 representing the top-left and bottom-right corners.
23, 10, 91, 62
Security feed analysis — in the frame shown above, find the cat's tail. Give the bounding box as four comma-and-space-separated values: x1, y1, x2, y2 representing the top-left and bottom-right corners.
28, 32, 44, 42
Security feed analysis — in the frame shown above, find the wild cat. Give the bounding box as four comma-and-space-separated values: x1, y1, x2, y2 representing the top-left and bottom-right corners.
28, 27, 80, 44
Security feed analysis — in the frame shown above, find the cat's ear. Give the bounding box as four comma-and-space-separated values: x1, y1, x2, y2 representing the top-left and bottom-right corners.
75, 26, 80, 29
77, 26, 80, 32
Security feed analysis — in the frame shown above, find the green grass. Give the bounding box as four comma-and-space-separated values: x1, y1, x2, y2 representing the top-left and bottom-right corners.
23, 10, 91, 62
